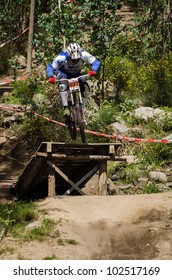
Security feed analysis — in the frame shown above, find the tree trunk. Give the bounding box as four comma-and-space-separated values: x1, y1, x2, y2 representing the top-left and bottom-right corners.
27, 0, 35, 74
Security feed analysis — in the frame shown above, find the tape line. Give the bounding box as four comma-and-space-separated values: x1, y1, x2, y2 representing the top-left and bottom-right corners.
0, 105, 171, 143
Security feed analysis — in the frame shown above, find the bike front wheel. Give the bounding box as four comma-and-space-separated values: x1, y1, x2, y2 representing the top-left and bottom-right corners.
67, 120, 77, 141
76, 103, 86, 143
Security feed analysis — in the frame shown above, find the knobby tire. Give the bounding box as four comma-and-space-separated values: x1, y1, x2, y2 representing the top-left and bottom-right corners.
76, 103, 86, 143
68, 120, 77, 141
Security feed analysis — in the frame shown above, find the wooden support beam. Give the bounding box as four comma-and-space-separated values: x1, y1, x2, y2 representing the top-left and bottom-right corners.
47, 142, 52, 153
98, 161, 107, 195
48, 168, 56, 197
109, 144, 115, 154
46, 160, 85, 195
63, 165, 99, 195
36, 152, 117, 161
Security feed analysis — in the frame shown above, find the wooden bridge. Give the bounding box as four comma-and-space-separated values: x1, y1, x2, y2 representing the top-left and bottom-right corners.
15, 142, 125, 199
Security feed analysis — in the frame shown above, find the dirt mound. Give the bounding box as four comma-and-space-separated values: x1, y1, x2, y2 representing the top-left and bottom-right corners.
1, 193, 172, 260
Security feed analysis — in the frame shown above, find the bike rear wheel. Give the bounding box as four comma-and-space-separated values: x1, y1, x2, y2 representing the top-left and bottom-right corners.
76, 103, 86, 143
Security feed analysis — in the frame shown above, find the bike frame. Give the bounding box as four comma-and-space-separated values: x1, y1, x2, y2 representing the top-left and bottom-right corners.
68, 78, 85, 124
58, 74, 88, 143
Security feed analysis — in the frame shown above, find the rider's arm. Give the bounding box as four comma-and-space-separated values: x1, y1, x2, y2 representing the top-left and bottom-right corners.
81, 50, 100, 72
46, 62, 55, 78
46, 51, 68, 78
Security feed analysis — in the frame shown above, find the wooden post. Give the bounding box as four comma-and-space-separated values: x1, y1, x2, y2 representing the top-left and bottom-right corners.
98, 161, 107, 195
48, 169, 56, 197
27, 0, 35, 74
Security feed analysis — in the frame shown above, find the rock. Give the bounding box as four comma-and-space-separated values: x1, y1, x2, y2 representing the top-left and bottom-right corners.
137, 177, 149, 187
135, 107, 154, 122
111, 121, 128, 133
107, 178, 120, 194
2, 92, 12, 100
125, 155, 139, 164
134, 107, 165, 123
33, 94, 50, 107
25, 221, 41, 231
17, 55, 26, 69
0, 136, 6, 145
166, 182, 172, 189
149, 171, 167, 183
163, 134, 172, 140
3, 116, 16, 127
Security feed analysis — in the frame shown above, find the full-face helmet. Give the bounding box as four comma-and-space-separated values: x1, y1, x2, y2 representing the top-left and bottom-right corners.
67, 43, 81, 61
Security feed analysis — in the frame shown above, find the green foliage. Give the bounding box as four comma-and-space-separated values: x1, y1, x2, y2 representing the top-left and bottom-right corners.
98, 101, 117, 124
86, 100, 116, 143
0, 46, 12, 74
0, 246, 14, 256
129, 0, 172, 59
0, 209, 15, 229
10, 77, 38, 105
142, 182, 161, 194
0, 201, 56, 242
8, 56, 21, 80
65, 239, 78, 245
105, 56, 135, 103
43, 254, 58, 260
23, 218, 55, 242
119, 163, 144, 185
108, 54, 172, 107
0, 201, 38, 231
139, 143, 172, 167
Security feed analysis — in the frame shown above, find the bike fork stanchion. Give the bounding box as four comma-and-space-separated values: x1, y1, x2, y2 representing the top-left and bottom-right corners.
81, 105, 86, 124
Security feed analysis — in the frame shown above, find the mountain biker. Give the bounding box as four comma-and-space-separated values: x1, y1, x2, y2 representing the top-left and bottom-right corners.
46, 42, 100, 124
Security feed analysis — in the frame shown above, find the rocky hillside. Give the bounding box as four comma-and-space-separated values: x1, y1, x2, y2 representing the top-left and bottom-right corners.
0, 4, 172, 200
0, 98, 172, 200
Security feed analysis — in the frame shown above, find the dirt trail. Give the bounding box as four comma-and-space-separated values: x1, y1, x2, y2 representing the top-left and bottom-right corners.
1, 192, 172, 260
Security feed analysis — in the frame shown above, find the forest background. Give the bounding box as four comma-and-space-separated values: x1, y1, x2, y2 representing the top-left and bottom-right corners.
0, 0, 172, 189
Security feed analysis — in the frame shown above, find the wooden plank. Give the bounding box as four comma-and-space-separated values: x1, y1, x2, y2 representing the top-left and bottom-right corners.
17, 157, 46, 196
98, 161, 107, 196
36, 152, 117, 161
46, 160, 85, 195
41, 142, 121, 147
63, 165, 99, 195
48, 168, 56, 197
37, 142, 122, 153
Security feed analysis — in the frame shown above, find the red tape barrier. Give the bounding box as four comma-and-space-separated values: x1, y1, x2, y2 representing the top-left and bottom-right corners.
0, 27, 29, 49
0, 104, 171, 144
0, 76, 27, 86
0, 183, 16, 189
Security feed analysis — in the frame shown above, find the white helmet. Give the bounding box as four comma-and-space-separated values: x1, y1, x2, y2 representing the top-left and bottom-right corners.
67, 43, 81, 59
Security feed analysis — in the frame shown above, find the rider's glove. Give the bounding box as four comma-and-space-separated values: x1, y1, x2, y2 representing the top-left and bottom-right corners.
88, 70, 96, 77
48, 77, 56, 83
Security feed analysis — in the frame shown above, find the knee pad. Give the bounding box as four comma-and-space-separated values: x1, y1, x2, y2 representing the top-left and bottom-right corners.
58, 82, 67, 93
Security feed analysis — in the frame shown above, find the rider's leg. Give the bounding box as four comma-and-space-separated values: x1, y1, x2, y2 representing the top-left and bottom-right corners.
57, 73, 70, 124
57, 73, 70, 112
58, 82, 68, 108
79, 80, 90, 108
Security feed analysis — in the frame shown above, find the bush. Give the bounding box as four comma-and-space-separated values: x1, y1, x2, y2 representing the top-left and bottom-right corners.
126, 55, 172, 107
0, 46, 11, 74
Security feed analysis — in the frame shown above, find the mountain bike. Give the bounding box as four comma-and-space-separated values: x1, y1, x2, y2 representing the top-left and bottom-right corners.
58, 74, 88, 143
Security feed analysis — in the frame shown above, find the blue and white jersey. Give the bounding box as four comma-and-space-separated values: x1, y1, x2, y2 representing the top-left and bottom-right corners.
46, 49, 100, 78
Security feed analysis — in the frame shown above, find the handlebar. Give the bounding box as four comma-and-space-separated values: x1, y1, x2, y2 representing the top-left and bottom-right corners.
57, 74, 89, 83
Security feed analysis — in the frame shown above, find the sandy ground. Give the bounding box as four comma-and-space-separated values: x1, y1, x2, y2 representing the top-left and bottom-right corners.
1, 192, 172, 260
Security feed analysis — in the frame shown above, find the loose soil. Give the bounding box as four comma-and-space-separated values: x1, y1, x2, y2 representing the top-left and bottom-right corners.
1, 192, 172, 260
